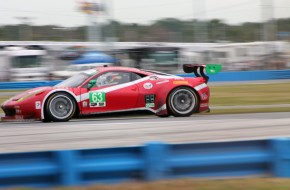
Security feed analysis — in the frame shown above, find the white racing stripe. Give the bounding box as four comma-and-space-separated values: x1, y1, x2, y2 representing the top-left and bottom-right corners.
194, 83, 207, 91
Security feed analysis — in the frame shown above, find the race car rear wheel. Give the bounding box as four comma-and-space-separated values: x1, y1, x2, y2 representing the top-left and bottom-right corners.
167, 87, 199, 117
45, 92, 76, 122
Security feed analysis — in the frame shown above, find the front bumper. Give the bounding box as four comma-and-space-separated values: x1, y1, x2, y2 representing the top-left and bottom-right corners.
1, 101, 40, 121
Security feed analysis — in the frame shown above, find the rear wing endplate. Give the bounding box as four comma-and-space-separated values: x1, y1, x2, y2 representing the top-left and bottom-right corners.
183, 64, 222, 83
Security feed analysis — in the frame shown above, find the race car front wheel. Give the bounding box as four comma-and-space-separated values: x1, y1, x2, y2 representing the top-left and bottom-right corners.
45, 92, 76, 122
167, 87, 199, 117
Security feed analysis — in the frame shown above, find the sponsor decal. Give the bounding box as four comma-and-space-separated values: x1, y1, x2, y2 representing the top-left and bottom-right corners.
143, 82, 153, 89
201, 93, 208, 100
200, 103, 208, 108
156, 80, 169, 85
16, 109, 21, 114
145, 94, 155, 105
206, 64, 222, 74
173, 80, 188, 85
146, 103, 155, 108
145, 94, 155, 107
89, 91, 106, 107
82, 101, 88, 108
35, 101, 41, 109
90, 102, 106, 107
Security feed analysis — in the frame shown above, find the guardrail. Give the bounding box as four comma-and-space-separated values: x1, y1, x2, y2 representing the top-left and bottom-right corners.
0, 69, 290, 90
0, 138, 290, 188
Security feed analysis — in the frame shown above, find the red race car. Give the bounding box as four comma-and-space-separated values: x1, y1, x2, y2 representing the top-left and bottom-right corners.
1, 65, 221, 122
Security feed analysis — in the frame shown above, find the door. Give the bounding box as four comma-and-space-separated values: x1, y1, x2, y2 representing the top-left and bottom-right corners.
80, 71, 140, 114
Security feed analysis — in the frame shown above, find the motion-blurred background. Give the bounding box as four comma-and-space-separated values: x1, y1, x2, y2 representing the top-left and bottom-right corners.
0, 0, 290, 81
1, 2, 290, 188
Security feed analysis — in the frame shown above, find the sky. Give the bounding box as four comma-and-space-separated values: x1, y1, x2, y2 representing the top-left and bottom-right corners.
0, 0, 290, 27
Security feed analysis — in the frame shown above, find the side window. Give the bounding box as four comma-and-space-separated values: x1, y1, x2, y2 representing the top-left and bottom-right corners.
131, 72, 143, 81
95, 72, 131, 87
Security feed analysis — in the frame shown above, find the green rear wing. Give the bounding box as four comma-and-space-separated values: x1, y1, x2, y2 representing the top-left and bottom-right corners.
183, 64, 222, 83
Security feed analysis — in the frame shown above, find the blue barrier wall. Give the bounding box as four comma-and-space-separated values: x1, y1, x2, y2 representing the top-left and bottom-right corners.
0, 80, 61, 90
0, 138, 290, 188
0, 70, 290, 90
0, 80, 60, 90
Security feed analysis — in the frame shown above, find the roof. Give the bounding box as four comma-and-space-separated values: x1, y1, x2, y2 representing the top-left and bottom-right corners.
91, 66, 152, 75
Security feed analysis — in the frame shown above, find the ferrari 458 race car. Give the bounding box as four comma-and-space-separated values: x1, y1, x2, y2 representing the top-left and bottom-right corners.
1, 64, 221, 122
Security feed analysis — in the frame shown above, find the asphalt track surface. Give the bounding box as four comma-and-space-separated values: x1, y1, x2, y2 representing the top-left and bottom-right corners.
0, 112, 289, 153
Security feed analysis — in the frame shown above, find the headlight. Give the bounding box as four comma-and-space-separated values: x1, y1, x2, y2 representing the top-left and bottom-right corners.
17, 89, 46, 102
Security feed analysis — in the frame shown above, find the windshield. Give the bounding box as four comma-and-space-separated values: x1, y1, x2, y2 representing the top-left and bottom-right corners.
55, 73, 90, 88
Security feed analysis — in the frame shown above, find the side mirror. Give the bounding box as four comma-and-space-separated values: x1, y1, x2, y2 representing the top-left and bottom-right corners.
87, 80, 96, 90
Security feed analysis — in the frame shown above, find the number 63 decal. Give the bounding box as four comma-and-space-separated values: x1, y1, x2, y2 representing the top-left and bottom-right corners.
89, 92, 106, 103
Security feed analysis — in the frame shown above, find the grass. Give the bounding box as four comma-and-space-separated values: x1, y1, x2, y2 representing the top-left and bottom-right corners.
0, 96, 10, 109
209, 82, 290, 106
0, 96, 10, 102
0, 89, 26, 92
87, 178, 290, 190
76, 178, 290, 190
11, 178, 290, 190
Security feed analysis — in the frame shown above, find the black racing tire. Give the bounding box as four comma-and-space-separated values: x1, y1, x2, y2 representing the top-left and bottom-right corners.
157, 114, 170, 118
167, 87, 199, 117
41, 118, 51, 123
44, 92, 76, 122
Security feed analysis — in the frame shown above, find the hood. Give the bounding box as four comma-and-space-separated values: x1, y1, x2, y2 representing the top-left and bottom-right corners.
9, 87, 53, 101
